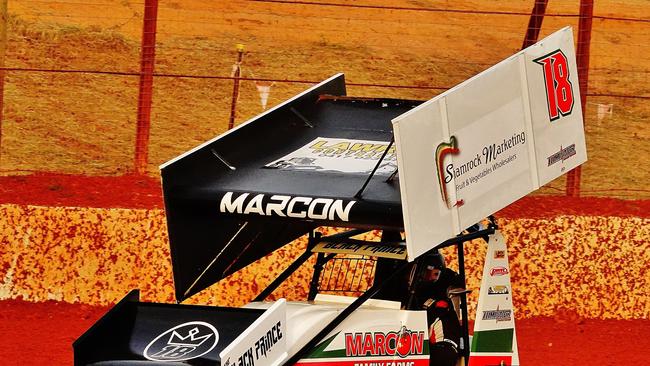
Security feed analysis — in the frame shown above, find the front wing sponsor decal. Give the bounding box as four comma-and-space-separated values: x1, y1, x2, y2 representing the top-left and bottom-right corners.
143, 321, 219, 362
312, 242, 407, 260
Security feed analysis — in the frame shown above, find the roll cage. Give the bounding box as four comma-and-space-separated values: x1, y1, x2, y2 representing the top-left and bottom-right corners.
255, 218, 498, 364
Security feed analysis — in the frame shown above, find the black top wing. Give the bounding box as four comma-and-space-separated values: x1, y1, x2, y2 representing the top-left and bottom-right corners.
160, 74, 422, 301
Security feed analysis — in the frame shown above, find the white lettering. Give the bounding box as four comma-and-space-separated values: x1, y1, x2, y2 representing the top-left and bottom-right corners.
220, 192, 356, 222
243, 194, 265, 215
307, 198, 332, 220
329, 200, 356, 222
266, 195, 289, 217
287, 197, 312, 218
220, 192, 249, 214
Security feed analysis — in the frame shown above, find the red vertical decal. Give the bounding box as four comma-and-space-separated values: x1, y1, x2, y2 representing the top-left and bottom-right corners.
134, 0, 158, 175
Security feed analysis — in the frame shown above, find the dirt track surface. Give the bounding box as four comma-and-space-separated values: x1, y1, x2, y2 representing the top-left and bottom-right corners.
2, 0, 649, 199
1, 299, 648, 365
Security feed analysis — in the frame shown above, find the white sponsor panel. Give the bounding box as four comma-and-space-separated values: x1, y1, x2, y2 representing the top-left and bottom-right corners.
392, 27, 587, 259
470, 230, 519, 365
474, 231, 516, 331
220, 299, 288, 366
266, 137, 397, 175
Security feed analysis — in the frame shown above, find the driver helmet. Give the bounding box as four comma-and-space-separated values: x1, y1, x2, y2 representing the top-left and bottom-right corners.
425, 250, 445, 270
423, 250, 445, 282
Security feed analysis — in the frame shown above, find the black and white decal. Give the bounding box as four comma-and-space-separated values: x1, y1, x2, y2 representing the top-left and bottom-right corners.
220, 192, 357, 222
144, 321, 219, 362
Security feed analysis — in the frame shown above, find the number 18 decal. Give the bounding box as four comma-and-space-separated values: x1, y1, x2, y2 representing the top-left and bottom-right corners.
534, 49, 574, 121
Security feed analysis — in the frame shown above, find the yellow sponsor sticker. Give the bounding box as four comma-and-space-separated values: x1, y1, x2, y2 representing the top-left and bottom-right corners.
312, 241, 407, 260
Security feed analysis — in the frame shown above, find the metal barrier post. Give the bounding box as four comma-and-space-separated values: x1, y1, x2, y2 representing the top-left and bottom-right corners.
227, 44, 245, 130
134, 0, 158, 175
522, 0, 549, 49
567, 0, 594, 197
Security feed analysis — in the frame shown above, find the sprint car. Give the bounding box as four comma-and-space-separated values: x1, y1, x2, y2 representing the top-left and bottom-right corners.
74, 27, 586, 366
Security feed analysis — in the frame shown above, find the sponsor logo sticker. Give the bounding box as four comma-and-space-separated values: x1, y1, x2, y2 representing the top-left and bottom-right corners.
490, 267, 509, 276
488, 285, 510, 295
482, 309, 512, 322
144, 321, 218, 362
313, 241, 407, 260
435, 136, 461, 209
345, 326, 425, 358
434, 131, 527, 210
547, 144, 577, 167
223, 321, 283, 366
265, 137, 398, 175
